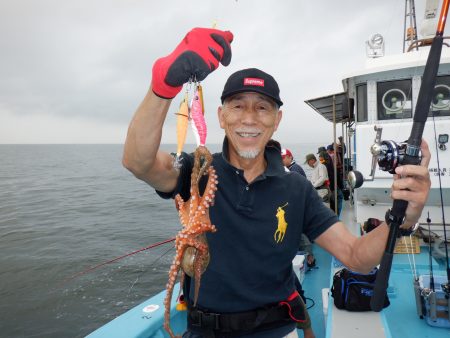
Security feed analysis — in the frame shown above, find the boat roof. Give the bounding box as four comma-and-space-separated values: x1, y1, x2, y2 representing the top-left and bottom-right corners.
305, 47, 450, 124
304, 92, 350, 123
344, 47, 450, 80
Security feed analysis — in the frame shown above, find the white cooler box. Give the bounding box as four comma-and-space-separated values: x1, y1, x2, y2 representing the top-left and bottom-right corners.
292, 253, 306, 283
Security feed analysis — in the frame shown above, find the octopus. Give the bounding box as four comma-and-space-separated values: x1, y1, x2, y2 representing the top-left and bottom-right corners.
163, 145, 218, 338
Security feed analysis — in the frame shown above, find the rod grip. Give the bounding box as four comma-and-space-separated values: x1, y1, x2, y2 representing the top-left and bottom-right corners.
370, 251, 394, 311
370, 200, 406, 312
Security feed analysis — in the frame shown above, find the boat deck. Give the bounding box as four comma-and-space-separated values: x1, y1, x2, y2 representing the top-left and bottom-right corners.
87, 202, 450, 338
323, 202, 450, 338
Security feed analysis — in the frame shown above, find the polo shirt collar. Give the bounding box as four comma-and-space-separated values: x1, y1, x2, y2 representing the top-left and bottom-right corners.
221, 137, 285, 177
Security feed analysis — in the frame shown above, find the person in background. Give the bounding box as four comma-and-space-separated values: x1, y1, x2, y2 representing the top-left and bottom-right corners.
338, 136, 346, 155
326, 144, 342, 171
326, 144, 344, 216
305, 153, 329, 201
281, 147, 317, 288
319, 151, 343, 216
318, 151, 332, 174
281, 148, 306, 177
123, 27, 431, 338
317, 146, 326, 155
299, 230, 316, 272
266, 139, 283, 153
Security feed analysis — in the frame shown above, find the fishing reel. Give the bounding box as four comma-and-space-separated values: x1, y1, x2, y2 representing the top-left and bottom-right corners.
377, 140, 408, 174
348, 126, 421, 189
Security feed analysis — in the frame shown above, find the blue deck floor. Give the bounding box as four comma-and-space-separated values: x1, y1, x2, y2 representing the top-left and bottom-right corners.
300, 244, 332, 338
301, 245, 450, 338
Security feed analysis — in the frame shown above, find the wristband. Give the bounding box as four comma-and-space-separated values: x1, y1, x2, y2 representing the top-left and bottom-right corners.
384, 208, 419, 237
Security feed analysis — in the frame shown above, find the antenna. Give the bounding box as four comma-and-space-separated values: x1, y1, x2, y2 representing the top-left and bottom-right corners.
404, 0, 419, 52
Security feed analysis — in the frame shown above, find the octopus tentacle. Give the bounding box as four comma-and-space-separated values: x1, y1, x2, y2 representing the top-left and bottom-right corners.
163, 248, 183, 338
194, 145, 213, 184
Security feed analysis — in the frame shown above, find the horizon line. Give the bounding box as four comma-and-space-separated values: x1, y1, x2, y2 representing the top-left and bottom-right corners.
0, 141, 326, 146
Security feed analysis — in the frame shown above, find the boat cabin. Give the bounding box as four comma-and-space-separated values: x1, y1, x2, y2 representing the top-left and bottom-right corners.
306, 47, 450, 236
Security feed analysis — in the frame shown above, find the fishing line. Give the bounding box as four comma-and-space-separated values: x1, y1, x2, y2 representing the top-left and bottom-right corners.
61, 237, 176, 285
404, 235, 418, 280
427, 212, 435, 291
409, 234, 418, 278
127, 245, 175, 295
431, 113, 450, 282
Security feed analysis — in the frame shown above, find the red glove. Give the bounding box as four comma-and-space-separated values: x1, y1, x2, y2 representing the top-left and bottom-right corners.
152, 28, 233, 99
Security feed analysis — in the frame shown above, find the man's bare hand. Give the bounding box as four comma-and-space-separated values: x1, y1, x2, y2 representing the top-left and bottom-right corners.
391, 139, 431, 229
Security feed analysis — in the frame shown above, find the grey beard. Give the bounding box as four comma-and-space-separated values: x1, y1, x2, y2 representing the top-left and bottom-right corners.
238, 149, 261, 159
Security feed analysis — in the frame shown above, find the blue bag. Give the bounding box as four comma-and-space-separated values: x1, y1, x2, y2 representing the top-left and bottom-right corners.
331, 267, 390, 311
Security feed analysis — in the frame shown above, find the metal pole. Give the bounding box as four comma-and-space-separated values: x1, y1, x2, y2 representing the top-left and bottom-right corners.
332, 95, 338, 214
347, 121, 353, 201
341, 121, 346, 191
347, 125, 352, 169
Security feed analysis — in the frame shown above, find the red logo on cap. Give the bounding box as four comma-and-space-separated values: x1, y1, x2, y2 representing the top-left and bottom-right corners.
244, 78, 264, 87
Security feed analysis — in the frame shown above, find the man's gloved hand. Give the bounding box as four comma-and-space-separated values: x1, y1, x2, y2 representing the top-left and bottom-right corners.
152, 28, 233, 99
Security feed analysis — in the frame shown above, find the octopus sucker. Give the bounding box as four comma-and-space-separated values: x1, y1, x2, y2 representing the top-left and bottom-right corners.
163, 146, 217, 338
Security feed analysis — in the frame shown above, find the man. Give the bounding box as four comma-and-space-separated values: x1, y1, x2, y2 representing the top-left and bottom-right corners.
326, 143, 343, 171
326, 144, 344, 216
304, 153, 329, 202
123, 27, 431, 338
337, 136, 346, 155
281, 148, 306, 177
319, 151, 343, 215
317, 146, 326, 154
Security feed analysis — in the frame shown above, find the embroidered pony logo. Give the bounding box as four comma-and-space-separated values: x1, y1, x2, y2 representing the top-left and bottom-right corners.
274, 202, 289, 243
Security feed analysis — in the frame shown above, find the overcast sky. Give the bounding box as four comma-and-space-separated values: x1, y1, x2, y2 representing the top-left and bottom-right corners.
0, 0, 443, 144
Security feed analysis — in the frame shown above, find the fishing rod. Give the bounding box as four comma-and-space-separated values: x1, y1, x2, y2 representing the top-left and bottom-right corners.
62, 237, 175, 284
370, 0, 450, 312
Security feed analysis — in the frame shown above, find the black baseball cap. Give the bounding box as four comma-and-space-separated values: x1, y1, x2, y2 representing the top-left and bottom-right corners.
220, 68, 283, 107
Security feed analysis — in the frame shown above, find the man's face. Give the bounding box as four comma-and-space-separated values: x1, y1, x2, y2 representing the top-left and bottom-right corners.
218, 92, 282, 160
307, 159, 315, 168
282, 155, 291, 167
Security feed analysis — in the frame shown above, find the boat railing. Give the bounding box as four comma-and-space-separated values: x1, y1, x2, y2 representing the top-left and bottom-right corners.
407, 36, 450, 52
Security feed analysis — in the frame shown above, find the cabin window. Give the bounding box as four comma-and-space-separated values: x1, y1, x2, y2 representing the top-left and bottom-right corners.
356, 84, 368, 122
428, 75, 450, 117
377, 80, 412, 120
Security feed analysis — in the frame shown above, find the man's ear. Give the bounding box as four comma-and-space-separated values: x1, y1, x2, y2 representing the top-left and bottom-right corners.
274, 109, 283, 131
218, 105, 225, 129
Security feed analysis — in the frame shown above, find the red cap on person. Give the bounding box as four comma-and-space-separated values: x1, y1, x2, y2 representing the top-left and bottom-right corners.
281, 148, 292, 158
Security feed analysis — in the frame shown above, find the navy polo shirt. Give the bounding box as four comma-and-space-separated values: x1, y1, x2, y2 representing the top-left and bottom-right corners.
157, 139, 338, 336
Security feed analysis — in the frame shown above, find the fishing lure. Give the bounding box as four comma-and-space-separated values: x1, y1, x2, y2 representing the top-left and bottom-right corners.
190, 84, 207, 147
174, 93, 189, 169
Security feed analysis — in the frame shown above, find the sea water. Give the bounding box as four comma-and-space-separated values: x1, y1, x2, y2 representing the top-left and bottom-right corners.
0, 143, 324, 337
